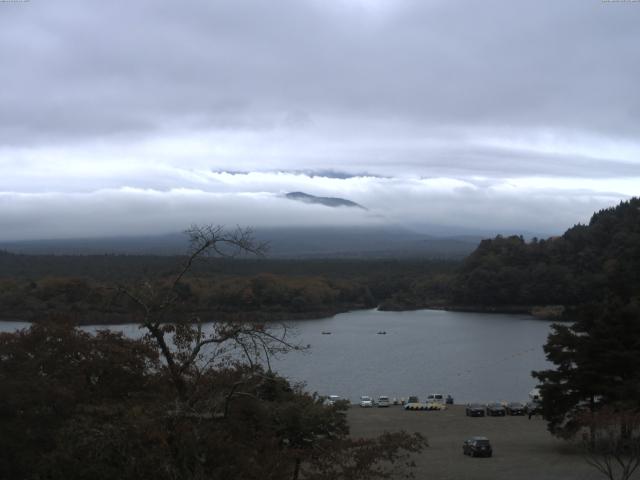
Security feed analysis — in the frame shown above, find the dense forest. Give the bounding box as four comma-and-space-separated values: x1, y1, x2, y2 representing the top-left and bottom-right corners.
0, 254, 456, 324
525, 199, 640, 451
0, 198, 637, 324
452, 197, 640, 315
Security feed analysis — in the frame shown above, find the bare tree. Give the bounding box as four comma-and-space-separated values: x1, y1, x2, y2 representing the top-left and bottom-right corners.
579, 408, 640, 480
0, 224, 427, 480
117, 225, 299, 402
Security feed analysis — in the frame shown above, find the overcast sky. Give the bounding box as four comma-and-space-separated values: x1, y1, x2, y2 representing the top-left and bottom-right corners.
1, 0, 639, 241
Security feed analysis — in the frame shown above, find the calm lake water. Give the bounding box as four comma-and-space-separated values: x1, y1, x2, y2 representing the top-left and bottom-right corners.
0, 309, 553, 403
269, 309, 552, 404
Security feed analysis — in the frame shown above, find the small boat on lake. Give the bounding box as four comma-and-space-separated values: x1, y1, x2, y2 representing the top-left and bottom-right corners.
377, 331, 387, 335
321, 331, 332, 335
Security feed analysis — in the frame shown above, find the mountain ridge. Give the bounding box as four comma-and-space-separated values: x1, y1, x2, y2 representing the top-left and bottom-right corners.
284, 191, 366, 210
0, 226, 482, 259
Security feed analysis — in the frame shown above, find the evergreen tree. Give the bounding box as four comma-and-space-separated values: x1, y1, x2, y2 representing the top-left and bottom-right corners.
532, 300, 640, 438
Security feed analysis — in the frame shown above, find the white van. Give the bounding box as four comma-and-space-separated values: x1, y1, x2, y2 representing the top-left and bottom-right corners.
426, 393, 445, 404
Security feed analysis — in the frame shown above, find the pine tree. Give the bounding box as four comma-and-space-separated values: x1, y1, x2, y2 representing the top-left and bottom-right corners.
532, 299, 640, 438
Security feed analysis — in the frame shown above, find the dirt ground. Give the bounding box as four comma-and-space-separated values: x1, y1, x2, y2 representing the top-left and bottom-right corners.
348, 405, 609, 480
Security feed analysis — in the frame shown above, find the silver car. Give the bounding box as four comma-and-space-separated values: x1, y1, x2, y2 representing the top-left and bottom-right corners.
360, 395, 374, 407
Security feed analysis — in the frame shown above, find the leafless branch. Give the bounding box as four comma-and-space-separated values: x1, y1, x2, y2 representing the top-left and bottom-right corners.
580, 408, 640, 480
111, 224, 298, 404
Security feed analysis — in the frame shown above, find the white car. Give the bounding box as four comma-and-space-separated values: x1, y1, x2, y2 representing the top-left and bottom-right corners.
360, 395, 374, 407
325, 395, 342, 406
377, 396, 391, 407
426, 393, 445, 404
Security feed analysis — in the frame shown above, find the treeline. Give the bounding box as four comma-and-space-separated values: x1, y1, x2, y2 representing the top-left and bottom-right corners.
2, 198, 637, 323
525, 199, 640, 445
0, 256, 457, 323
0, 252, 455, 281
452, 198, 640, 310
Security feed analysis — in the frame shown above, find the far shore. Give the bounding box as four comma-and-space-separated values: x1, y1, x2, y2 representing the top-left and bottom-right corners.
0, 306, 358, 326
0, 303, 569, 326
380, 303, 567, 320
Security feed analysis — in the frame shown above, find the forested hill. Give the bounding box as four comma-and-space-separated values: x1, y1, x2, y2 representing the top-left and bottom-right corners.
452, 198, 640, 309
1, 199, 637, 323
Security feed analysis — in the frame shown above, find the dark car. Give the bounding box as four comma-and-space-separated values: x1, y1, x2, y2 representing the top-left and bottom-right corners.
505, 402, 525, 416
486, 402, 506, 416
463, 436, 493, 457
465, 403, 485, 417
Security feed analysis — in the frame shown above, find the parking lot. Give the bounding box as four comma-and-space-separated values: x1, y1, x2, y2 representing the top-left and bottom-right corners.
348, 405, 605, 480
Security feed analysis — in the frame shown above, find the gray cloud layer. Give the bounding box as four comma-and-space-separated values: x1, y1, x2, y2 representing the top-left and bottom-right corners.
0, 0, 638, 240
2, 0, 639, 142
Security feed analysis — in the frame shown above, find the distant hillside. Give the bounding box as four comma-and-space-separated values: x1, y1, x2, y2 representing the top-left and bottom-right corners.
452, 197, 640, 308
258, 227, 479, 259
0, 226, 481, 259
284, 191, 366, 209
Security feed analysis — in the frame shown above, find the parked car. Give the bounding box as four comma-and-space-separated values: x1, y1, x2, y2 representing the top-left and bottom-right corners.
463, 436, 493, 457
505, 402, 525, 415
486, 402, 506, 416
465, 403, 485, 417
325, 395, 342, 406
377, 396, 391, 407
426, 393, 445, 404
406, 396, 419, 404
360, 395, 374, 407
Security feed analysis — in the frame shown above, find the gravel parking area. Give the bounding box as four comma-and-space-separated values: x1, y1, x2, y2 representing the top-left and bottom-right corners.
348, 405, 605, 480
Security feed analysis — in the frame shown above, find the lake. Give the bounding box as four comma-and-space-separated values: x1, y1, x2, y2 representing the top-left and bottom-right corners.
267, 309, 552, 404
0, 309, 553, 404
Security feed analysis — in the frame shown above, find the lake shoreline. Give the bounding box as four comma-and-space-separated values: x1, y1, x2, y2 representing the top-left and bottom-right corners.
0, 305, 360, 326
379, 303, 566, 320
0, 303, 567, 326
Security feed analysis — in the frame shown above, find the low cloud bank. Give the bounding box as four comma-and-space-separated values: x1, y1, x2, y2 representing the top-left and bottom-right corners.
0, 177, 629, 241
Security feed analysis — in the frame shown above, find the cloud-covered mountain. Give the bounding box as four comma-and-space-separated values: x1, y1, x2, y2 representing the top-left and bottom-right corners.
285, 192, 366, 210
1, 1, 638, 242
